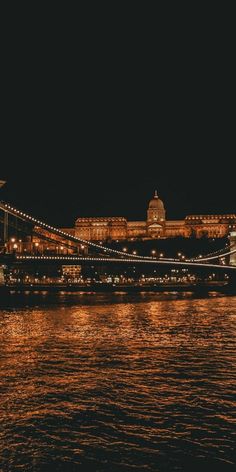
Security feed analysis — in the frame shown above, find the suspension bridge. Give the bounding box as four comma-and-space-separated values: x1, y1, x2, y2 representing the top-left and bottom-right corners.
0, 194, 236, 290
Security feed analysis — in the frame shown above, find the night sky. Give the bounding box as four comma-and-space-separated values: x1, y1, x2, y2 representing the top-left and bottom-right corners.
1, 14, 234, 227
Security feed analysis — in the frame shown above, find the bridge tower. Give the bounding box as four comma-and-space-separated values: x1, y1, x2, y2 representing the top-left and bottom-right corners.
229, 232, 236, 266
0, 181, 8, 247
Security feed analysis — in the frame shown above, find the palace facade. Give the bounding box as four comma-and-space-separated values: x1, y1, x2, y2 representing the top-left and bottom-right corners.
72, 191, 236, 241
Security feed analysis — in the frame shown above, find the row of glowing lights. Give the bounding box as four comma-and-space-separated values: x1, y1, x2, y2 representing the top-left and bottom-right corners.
9, 238, 161, 255
16, 255, 168, 262
11, 242, 236, 265
8, 242, 235, 266
15, 255, 236, 269
7, 237, 227, 260
9, 237, 192, 260
10, 237, 234, 263
10, 238, 68, 252
3, 203, 235, 263
9, 274, 229, 284
186, 215, 236, 220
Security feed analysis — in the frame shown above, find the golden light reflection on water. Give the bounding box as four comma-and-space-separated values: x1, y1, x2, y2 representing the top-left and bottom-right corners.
0, 295, 236, 471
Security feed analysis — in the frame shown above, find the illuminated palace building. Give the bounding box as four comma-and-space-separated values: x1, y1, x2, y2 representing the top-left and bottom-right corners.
72, 191, 236, 242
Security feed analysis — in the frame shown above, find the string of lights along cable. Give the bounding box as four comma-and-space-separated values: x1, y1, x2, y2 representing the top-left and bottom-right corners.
0, 201, 236, 267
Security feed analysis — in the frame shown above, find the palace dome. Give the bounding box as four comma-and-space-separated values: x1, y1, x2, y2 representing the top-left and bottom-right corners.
148, 191, 164, 210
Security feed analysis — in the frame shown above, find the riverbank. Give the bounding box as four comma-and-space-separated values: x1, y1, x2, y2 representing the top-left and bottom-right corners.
1, 281, 235, 294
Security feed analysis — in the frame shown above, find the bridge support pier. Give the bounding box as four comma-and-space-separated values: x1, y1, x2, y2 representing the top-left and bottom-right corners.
0, 265, 5, 286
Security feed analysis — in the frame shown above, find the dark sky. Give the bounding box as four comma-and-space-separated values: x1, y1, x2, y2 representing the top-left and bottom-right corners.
1, 11, 235, 227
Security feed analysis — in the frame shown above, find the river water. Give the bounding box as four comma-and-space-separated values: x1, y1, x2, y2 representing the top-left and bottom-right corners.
0, 293, 236, 471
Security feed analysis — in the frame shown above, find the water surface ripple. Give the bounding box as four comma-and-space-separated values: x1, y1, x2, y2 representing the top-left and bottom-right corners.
0, 294, 236, 471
